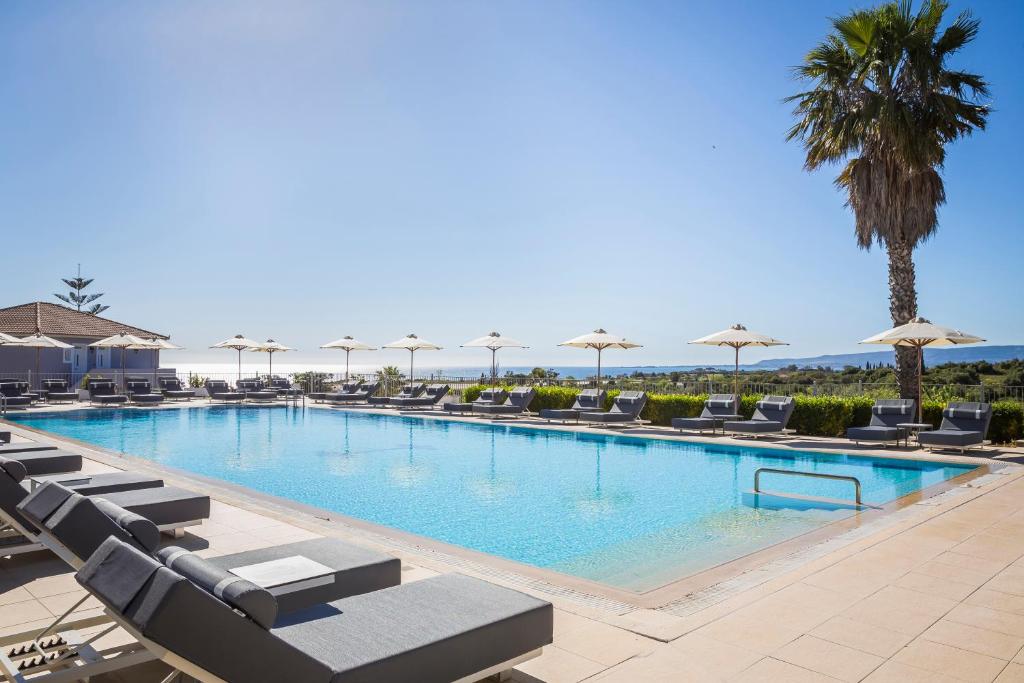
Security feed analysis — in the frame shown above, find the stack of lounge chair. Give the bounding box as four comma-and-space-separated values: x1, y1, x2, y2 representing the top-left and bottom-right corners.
125, 378, 165, 405
237, 379, 279, 402
370, 383, 425, 407
205, 379, 244, 403
580, 391, 648, 426
389, 383, 450, 409
0, 381, 34, 409
40, 378, 79, 404
88, 379, 128, 406
847, 399, 915, 447
473, 387, 537, 418
724, 396, 794, 437
539, 389, 606, 423
158, 376, 196, 401
917, 402, 992, 453
325, 381, 379, 404
445, 387, 508, 415
269, 376, 302, 397
672, 394, 740, 434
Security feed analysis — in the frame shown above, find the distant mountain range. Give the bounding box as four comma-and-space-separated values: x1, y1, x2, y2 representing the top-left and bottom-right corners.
743, 345, 1024, 370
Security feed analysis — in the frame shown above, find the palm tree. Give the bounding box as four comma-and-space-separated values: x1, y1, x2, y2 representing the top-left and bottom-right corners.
787, 0, 989, 398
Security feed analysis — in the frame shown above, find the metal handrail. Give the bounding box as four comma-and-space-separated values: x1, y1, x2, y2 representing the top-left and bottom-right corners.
754, 467, 862, 506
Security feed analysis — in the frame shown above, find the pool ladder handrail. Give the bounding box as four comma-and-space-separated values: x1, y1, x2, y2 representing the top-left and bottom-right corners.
753, 467, 862, 506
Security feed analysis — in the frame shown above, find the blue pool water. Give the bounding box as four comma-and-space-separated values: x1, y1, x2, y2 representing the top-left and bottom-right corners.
6, 407, 975, 591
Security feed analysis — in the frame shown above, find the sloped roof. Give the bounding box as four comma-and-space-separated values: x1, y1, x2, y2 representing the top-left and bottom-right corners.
0, 302, 168, 340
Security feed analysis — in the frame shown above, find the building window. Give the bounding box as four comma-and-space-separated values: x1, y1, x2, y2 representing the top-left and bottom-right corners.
62, 348, 73, 364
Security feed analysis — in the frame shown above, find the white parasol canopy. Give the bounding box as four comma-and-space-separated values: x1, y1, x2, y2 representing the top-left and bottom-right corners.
0, 332, 23, 344
383, 334, 442, 383
249, 339, 294, 378
558, 329, 642, 387
91, 333, 161, 389
211, 335, 262, 382
462, 332, 528, 385
690, 324, 788, 398
17, 333, 74, 389
860, 317, 984, 422
321, 336, 377, 380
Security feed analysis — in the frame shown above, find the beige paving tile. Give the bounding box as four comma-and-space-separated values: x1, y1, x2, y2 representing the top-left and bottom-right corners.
775, 635, 884, 682
697, 612, 806, 655
0, 600, 52, 629
588, 646, 734, 682
922, 619, 1024, 660
863, 659, 963, 683
918, 558, 999, 587
840, 599, 940, 637
552, 609, 598, 638
996, 663, 1024, 682
810, 615, 913, 658
668, 633, 763, 678
553, 620, 656, 667
988, 571, 1024, 598
933, 552, 1010, 577
947, 604, 1024, 638
955, 537, 1024, 564
860, 585, 959, 618
37, 591, 103, 617
22, 572, 82, 600
513, 645, 605, 683
730, 656, 840, 682
0, 585, 35, 607
893, 639, 1007, 683
967, 590, 1024, 616
896, 571, 980, 602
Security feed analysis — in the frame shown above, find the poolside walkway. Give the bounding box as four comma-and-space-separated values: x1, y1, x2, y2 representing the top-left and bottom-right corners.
3, 408, 1024, 681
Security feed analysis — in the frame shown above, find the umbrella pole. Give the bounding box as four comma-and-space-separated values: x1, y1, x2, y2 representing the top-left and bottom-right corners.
918, 345, 924, 423
491, 348, 497, 386
409, 349, 415, 384
345, 349, 350, 382
734, 345, 739, 399
237, 348, 241, 384
596, 347, 602, 389
35, 347, 40, 391
269, 351, 273, 380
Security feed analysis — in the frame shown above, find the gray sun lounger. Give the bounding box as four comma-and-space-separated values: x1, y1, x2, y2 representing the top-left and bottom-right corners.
445, 387, 508, 414
325, 381, 378, 404
917, 402, 992, 453
0, 382, 33, 409
40, 378, 79, 404
126, 379, 165, 405
389, 384, 449, 409
237, 379, 279, 402
580, 391, 648, 426
158, 377, 196, 401
847, 399, 916, 446
312, 381, 362, 403
0, 449, 82, 476
88, 380, 128, 406
75, 537, 553, 683
672, 394, 739, 434
205, 380, 244, 403
539, 389, 606, 423
723, 396, 795, 437
473, 387, 537, 417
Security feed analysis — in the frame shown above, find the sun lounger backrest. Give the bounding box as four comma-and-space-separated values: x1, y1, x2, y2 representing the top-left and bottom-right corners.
508, 387, 536, 410
868, 399, 915, 427
425, 384, 450, 401
89, 380, 118, 397
41, 378, 69, 391
357, 382, 379, 397
0, 382, 23, 398
939, 402, 992, 435
0, 457, 34, 532
573, 389, 606, 411
126, 379, 152, 393
702, 394, 738, 418
611, 391, 647, 417
159, 377, 183, 390
78, 538, 330, 683
752, 396, 795, 425
205, 380, 231, 392
341, 380, 363, 393
18, 482, 160, 561
155, 546, 278, 629
476, 388, 508, 405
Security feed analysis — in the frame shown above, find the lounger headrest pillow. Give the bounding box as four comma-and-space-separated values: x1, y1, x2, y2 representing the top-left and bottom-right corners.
92, 499, 160, 552
945, 405, 987, 420
756, 399, 790, 411
706, 399, 734, 409
77, 538, 165, 612
17, 481, 75, 522
873, 403, 911, 415
156, 547, 278, 629
0, 455, 27, 483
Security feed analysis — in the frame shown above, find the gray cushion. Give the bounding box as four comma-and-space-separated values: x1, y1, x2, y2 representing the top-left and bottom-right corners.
538, 408, 579, 419
847, 426, 900, 441
917, 429, 984, 447
1, 449, 82, 476
726, 419, 784, 433
38, 471, 163, 496
101, 487, 210, 527
672, 417, 715, 430
156, 547, 278, 629
0, 456, 28, 483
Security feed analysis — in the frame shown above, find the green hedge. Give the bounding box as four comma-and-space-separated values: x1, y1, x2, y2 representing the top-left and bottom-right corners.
457, 385, 1024, 443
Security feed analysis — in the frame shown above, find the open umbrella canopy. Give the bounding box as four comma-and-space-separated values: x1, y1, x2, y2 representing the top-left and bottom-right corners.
139, 338, 184, 350
383, 334, 442, 382
90, 333, 160, 349
0, 332, 23, 344
558, 329, 641, 387
211, 335, 263, 382
321, 336, 377, 380
16, 333, 73, 349
860, 317, 984, 422
462, 332, 528, 385
690, 324, 788, 398
249, 339, 294, 379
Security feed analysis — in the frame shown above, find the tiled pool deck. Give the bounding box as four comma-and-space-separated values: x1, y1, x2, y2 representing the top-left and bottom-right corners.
4, 399, 1024, 682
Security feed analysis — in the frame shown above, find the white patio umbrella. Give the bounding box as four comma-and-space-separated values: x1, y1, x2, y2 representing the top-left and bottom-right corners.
131, 337, 184, 385
211, 335, 262, 383
558, 329, 642, 387
17, 333, 73, 389
462, 332, 528, 386
382, 334, 442, 383
860, 317, 985, 423
249, 339, 294, 379
321, 336, 377, 381
690, 324, 788, 399
0, 332, 22, 344
91, 333, 161, 389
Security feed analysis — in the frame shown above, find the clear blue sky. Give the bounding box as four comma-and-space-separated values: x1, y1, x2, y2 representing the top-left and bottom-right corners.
2, 0, 1020, 369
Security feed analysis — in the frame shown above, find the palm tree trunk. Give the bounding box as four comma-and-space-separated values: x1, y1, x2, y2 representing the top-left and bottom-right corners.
887, 233, 919, 400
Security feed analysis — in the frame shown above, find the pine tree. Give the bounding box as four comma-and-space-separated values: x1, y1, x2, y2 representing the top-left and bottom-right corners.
54, 264, 109, 315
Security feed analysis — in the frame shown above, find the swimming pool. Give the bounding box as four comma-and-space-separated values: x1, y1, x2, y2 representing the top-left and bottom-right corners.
6, 407, 976, 591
